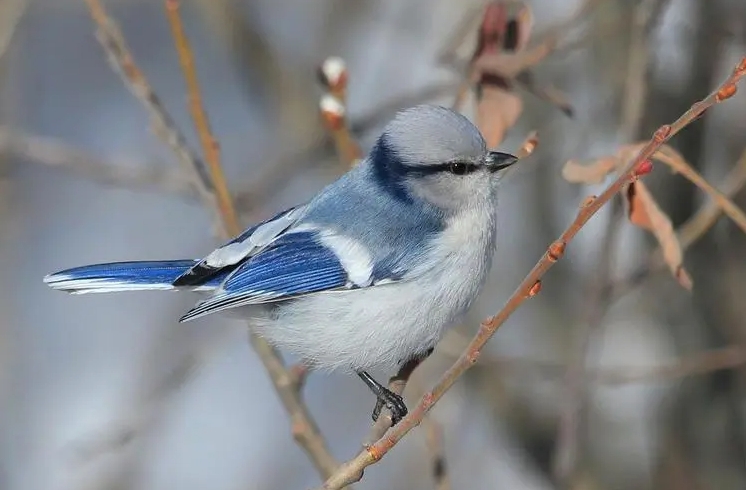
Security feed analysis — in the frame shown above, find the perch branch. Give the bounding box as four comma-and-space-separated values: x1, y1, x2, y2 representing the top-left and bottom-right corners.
162, 0, 339, 479
315, 57, 746, 490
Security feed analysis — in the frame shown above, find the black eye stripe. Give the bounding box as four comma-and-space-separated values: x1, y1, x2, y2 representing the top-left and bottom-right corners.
403, 161, 481, 176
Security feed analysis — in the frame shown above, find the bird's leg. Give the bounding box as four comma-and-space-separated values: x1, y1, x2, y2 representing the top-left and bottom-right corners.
358, 347, 435, 426
357, 371, 408, 425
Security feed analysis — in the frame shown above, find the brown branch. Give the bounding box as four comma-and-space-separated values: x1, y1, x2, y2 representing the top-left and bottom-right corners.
82, 0, 219, 228
164, 0, 239, 231
652, 147, 746, 236
315, 56, 746, 490
676, 148, 746, 250
161, 0, 339, 480
83, 0, 339, 480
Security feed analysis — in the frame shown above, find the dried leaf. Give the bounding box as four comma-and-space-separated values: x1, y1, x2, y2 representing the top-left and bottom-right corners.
625, 181, 693, 290
562, 157, 619, 184
476, 85, 522, 148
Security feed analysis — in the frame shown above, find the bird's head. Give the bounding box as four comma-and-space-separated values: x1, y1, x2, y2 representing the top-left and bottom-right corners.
369, 104, 517, 213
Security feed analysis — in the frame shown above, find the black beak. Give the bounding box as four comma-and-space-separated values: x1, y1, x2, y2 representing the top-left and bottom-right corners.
486, 151, 519, 172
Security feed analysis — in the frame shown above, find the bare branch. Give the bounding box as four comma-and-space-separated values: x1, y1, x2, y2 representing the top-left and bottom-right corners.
82, 0, 339, 480
0, 127, 193, 195
82, 0, 220, 229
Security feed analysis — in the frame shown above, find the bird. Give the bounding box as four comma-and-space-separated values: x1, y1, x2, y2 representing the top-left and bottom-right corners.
43, 104, 518, 425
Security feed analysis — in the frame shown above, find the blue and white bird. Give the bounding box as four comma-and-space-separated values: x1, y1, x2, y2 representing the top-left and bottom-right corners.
44, 104, 518, 424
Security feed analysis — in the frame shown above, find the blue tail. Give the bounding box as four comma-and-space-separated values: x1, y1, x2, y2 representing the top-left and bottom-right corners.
43, 260, 225, 295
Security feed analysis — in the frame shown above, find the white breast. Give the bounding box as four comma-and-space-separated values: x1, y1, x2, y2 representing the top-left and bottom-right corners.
247, 204, 498, 373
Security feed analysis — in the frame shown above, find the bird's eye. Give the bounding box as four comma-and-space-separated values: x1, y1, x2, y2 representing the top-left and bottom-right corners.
448, 162, 476, 175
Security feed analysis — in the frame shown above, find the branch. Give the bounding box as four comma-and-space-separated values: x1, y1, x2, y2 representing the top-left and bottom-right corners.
652, 146, 746, 235
0, 127, 194, 195
315, 56, 746, 490
161, 0, 340, 479
82, 0, 220, 229
164, 0, 238, 230
83, 0, 339, 480
676, 148, 746, 250
436, 337, 746, 386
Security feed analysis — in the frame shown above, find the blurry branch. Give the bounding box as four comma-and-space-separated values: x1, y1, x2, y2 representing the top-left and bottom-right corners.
422, 416, 450, 490
0, 127, 193, 195
162, 0, 339, 480
0, 0, 27, 64
165, 0, 237, 230
82, 0, 220, 228
675, 149, 746, 250
436, 334, 746, 386
651, 145, 746, 235
316, 57, 746, 490
82, 0, 339, 480
553, 1, 670, 483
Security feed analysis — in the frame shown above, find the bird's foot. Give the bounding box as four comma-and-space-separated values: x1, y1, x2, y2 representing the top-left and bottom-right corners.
371, 387, 408, 425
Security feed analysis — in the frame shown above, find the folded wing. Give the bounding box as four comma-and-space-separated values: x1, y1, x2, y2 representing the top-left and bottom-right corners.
179, 227, 391, 322
172, 205, 306, 286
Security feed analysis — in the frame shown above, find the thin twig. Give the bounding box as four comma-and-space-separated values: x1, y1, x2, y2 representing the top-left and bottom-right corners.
435, 338, 746, 386
676, 148, 746, 250
161, 0, 340, 480
164, 0, 238, 230
315, 56, 746, 490
653, 147, 746, 235
0, 0, 27, 65
83, 0, 219, 228
83, 0, 339, 480
0, 127, 193, 195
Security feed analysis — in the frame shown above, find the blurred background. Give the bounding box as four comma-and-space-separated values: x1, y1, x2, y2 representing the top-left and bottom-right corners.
1, 0, 746, 489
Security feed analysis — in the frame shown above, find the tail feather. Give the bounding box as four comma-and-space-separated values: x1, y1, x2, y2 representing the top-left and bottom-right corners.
44, 260, 224, 294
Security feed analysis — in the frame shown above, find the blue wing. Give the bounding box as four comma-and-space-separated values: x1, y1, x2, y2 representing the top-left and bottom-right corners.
172, 205, 306, 286
179, 229, 386, 322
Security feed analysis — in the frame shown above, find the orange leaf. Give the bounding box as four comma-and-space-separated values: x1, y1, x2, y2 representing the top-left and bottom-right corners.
561, 157, 619, 184
625, 181, 693, 290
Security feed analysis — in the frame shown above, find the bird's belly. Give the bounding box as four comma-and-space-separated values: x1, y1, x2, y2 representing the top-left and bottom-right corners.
246, 256, 490, 374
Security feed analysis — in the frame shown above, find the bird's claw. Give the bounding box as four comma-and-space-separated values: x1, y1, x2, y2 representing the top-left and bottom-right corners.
371, 388, 408, 425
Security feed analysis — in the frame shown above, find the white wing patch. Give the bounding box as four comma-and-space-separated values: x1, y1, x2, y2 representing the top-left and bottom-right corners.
316, 230, 374, 287
203, 207, 305, 268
